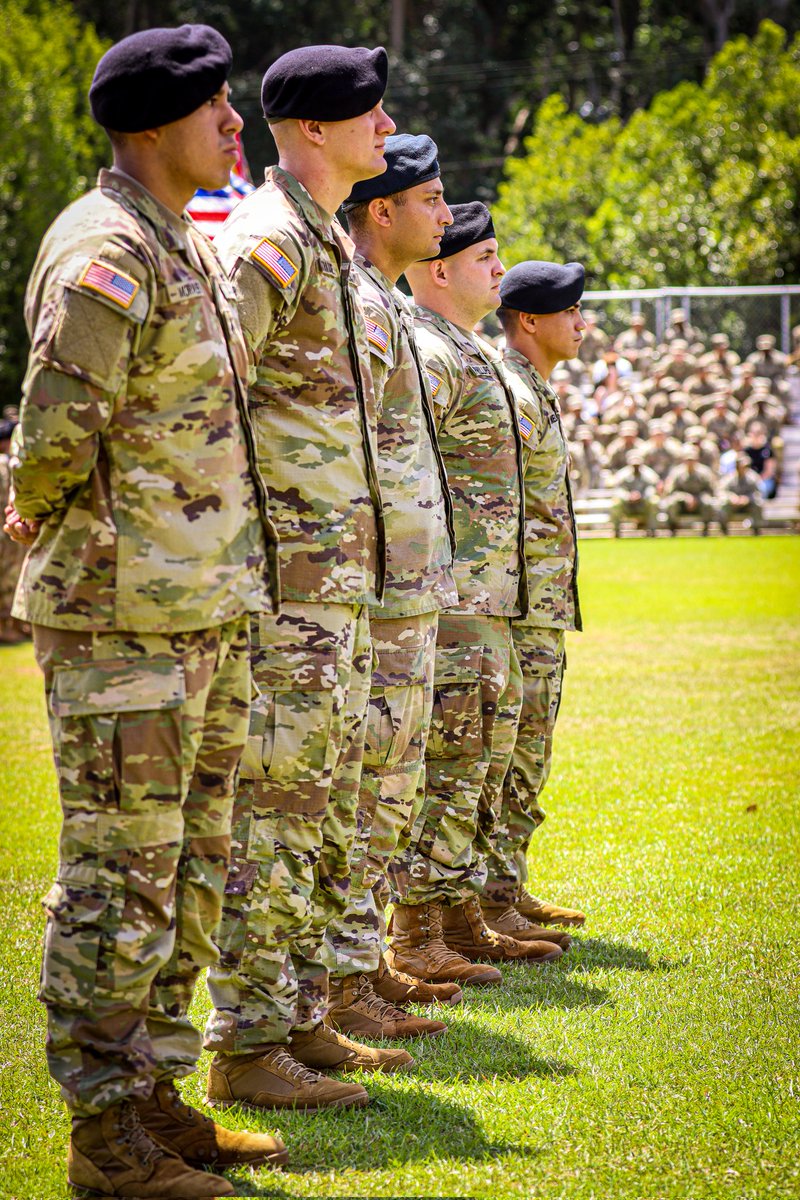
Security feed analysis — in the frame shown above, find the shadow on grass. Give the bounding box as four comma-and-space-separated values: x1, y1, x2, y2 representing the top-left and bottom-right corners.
463, 966, 610, 1011
227, 1074, 548, 1187
559, 936, 689, 973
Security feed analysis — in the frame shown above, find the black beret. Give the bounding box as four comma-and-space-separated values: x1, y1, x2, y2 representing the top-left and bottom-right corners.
262, 45, 388, 122
342, 133, 440, 211
430, 201, 494, 259
89, 25, 232, 133
499, 260, 585, 314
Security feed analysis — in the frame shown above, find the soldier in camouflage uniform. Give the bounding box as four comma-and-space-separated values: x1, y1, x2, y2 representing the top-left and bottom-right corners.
487, 260, 589, 934
718, 453, 764, 534
3, 26, 287, 1197
662, 445, 719, 534
203, 45, 415, 1113
609, 450, 660, 536
387, 205, 565, 986
316, 134, 460, 1038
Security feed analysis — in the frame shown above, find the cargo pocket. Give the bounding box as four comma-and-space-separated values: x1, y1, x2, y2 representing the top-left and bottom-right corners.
240, 645, 337, 783
426, 645, 483, 761
364, 646, 428, 770
521, 657, 560, 732
50, 658, 186, 813
39, 868, 115, 1008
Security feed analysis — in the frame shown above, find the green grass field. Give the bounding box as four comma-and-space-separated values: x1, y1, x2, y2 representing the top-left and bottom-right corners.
1, 538, 798, 1200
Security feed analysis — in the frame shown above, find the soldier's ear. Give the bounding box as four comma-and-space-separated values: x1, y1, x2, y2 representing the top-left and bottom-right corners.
520, 311, 537, 335
297, 118, 326, 147
431, 259, 449, 288
369, 196, 393, 229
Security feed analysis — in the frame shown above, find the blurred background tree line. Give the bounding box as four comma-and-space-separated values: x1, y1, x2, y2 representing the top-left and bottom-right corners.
2, 0, 799, 397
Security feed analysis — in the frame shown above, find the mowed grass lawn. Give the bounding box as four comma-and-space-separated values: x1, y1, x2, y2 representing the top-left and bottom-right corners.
1, 537, 798, 1200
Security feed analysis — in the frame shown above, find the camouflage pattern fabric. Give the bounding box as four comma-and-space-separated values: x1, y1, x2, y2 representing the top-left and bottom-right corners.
34, 616, 251, 1117
390, 612, 522, 906
12, 168, 277, 631
213, 167, 385, 606
483, 625, 565, 905
323, 611, 438, 975
662, 463, 719, 527
720, 468, 764, 530
205, 602, 372, 1051
501, 348, 581, 632
610, 464, 660, 531
414, 308, 527, 618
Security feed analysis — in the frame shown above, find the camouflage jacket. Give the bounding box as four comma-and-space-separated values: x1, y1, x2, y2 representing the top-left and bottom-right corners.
502, 348, 582, 632
664, 463, 716, 499
12, 169, 277, 632
720, 468, 763, 501
612, 464, 660, 499
354, 257, 456, 618
415, 308, 527, 618
214, 167, 385, 606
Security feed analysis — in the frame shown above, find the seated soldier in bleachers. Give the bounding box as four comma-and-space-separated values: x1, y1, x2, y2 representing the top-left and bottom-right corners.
614, 313, 656, 371
610, 449, 659, 537
646, 376, 682, 420
702, 395, 738, 451
746, 334, 787, 386
684, 360, 725, 408
605, 420, 644, 472
662, 392, 693, 441
743, 422, 778, 499
691, 376, 738, 420
578, 308, 610, 363
685, 424, 720, 473
697, 333, 740, 379
657, 339, 697, 385
551, 368, 584, 414
662, 444, 719, 535
718, 453, 764, 535
602, 387, 650, 438
561, 394, 588, 441
643, 421, 682, 493
731, 361, 757, 406
661, 308, 703, 353
570, 425, 605, 496
739, 380, 786, 443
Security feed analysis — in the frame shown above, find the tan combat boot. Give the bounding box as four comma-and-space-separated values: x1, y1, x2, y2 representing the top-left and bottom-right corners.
372, 953, 463, 1007
206, 1046, 368, 1110
136, 1079, 287, 1169
441, 897, 563, 964
387, 902, 502, 985
481, 900, 572, 949
327, 973, 447, 1038
290, 1021, 415, 1071
68, 1099, 234, 1198
515, 885, 586, 927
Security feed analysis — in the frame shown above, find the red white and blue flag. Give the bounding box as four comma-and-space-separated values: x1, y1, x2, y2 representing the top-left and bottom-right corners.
79, 260, 139, 309
518, 412, 534, 441
366, 318, 390, 354
187, 134, 254, 240
251, 238, 298, 287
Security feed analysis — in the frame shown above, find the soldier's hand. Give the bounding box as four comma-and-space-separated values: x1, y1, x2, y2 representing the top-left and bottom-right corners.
3, 503, 40, 545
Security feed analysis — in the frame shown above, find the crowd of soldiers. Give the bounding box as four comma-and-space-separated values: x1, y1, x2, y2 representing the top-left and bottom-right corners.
547, 309, 793, 536
2, 23, 780, 1200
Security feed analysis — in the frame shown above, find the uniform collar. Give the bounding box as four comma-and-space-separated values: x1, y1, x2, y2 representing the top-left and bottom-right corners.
354, 253, 411, 313
503, 346, 555, 399
414, 305, 487, 359
98, 168, 194, 255
266, 165, 335, 239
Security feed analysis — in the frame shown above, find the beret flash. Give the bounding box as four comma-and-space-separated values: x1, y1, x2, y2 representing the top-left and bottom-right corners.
89, 25, 232, 133
429, 201, 494, 259
342, 133, 440, 210
262, 44, 388, 122
499, 260, 585, 314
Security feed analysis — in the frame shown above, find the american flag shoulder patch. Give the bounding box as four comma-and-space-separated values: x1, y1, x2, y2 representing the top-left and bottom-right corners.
428, 371, 443, 399
366, 318, 390, 354
78, 260, 139, 310
251, 238, 298, 287
518, 412, 534, 441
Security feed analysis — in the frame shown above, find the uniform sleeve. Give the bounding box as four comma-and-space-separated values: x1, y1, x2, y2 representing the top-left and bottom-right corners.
356, 279, 396, 421
13, 242, 148, 522
227, 231, 305, 372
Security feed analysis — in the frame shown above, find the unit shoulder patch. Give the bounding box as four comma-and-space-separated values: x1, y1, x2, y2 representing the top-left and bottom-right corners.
78, 259, 140, 310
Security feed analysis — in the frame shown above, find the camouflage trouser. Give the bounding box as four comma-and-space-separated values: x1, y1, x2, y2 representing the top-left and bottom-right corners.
205, 603, 371, 1052
389, 613, 522, 907
664, 494, 718, 527
33, 617, 251, 1117
323, 611, 438, 977
721, 498, 762, 531
610, 496, 658, 531
483, 624, 565, 904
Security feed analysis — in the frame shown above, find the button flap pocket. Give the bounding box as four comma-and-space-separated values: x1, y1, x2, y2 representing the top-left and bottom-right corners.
52, 658, 186, 718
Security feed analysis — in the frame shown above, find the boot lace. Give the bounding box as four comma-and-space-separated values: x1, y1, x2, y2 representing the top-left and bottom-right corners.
354, 974, 410, 1022
161, 1081, 214, 1131
115, 1101, 166, 1168
267, 1046, 329, 1085
422, 905, 486, 967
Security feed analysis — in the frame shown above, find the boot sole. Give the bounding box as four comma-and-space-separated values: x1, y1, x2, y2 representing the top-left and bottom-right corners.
206, 1092, 369, 1111
328, 1020, 447, 1039
520, 913, 585, 927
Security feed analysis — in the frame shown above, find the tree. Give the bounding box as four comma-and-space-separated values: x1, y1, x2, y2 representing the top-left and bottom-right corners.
493, 20, 800, 286
0, 1, 108, 405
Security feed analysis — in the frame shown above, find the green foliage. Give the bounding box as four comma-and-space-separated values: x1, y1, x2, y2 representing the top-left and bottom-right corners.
0, 0, 108, 408
494, 20, 800, 286
2, 538, 800, 1197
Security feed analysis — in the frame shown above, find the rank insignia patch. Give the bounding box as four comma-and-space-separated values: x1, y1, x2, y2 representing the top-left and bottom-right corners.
366, 318, 390, 354
428, 371, 443, 399
79, 260, 139, 309
251, 238, 299, 287
518, 413, 534, 441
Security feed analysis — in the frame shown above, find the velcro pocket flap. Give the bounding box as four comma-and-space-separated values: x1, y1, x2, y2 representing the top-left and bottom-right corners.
51, 658, 185, 718
371, 646, 427, 689
433, 646, 482, 686
253, 646, 337, 692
